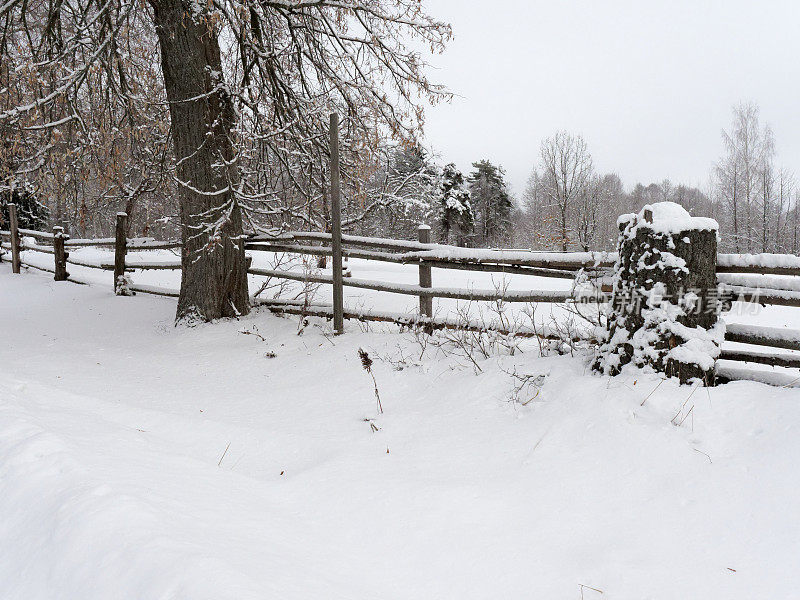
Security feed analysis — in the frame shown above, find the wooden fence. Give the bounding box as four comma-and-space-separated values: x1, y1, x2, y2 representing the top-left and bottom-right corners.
3, 206, 800, 381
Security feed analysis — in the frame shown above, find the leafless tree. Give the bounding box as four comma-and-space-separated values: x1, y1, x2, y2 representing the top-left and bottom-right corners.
538, 131, 593, 251
715, 102, 774, 252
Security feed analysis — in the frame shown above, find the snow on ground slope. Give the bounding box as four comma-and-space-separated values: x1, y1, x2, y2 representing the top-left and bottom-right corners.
1, 264, 800, 599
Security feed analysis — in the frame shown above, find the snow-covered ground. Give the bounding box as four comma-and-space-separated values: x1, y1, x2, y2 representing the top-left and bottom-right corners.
2, 261, 800, 599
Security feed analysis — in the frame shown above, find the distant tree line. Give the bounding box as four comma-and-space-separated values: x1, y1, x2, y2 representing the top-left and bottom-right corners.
515, 131, 716, 252
303, 101, 800, 253
515, 102, 800, 253
3, 91, 798, 257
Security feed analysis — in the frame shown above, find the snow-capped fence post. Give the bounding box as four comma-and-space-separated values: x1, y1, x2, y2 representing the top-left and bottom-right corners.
417, 224, 433, 317
53, 226, 69, 281
8, 203, 21, 274
114, 212, 131, 295
329, 113, 344, 334
594, 202, 724, 385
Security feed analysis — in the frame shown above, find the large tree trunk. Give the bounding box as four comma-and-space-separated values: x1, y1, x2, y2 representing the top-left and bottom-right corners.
152, 0, 249, 321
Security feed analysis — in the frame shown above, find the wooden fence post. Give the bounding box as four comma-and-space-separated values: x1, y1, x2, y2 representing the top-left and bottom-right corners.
53, 226, 69, 281
329, 113, 344, 334
8, 203, 21, 274
114, 212, 129, 295
418, 224, 433, 317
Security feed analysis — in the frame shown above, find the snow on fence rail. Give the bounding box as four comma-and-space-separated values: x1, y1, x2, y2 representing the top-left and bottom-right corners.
717, 252, 800, 276
3, 207, 800, 383
724, 324, 800, 352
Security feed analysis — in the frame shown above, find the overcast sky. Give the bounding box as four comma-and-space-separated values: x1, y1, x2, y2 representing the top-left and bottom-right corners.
421, 0, 800, 197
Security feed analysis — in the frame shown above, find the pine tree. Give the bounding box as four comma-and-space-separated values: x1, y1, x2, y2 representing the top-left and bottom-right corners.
468, 160, 513, 247
1, 182, 48, 231
436, 163, 473, 245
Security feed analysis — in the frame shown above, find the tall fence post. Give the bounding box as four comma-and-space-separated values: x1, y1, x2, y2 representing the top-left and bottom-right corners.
417, 224, 433, 317
53, 226, 69, 281
8, 203, 21, 273
114, 212, 129, 295
329, 113, 344, 334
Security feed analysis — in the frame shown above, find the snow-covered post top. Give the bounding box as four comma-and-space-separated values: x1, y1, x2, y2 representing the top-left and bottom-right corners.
594, 202, 724, 385
615, 201, 719, 239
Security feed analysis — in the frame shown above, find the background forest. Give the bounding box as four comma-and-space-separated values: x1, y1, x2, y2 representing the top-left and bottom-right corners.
0, 0, 795, 256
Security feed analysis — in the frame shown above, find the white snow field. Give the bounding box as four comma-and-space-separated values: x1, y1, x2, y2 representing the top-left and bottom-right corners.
2, 261, 800, 599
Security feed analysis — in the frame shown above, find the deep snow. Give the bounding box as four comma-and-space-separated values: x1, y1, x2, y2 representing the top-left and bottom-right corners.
2, 263, 800, 599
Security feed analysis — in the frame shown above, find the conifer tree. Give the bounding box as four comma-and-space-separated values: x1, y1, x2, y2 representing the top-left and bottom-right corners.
436, 163, 473, 245
1, 182, 48, 231
468, 160, 513, 247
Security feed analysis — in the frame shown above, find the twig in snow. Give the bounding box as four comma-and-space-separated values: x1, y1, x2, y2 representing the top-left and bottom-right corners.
640, 378, 666, 406
502, 366, 547, 406
579, 583, 604, 598
315, 325, 336, 346
693, 448, 712, 463
217, 442, 231, 467
363, 418, 380, 433
672, 383, 701, 426
782, 375, 800, 388
678, 405, 694, 427
239, 326, 266, 342
297, 317, 309, 335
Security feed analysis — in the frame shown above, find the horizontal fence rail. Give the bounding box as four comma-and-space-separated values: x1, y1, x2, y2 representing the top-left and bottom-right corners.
716, 253, 800, 276
245, 241, 595, 279
719, 349, 800, 369
724, 324, 800, 352
6, 227, 800, 275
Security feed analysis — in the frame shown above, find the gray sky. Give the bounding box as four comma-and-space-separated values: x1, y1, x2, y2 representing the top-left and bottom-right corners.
421, 0, 800, 197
